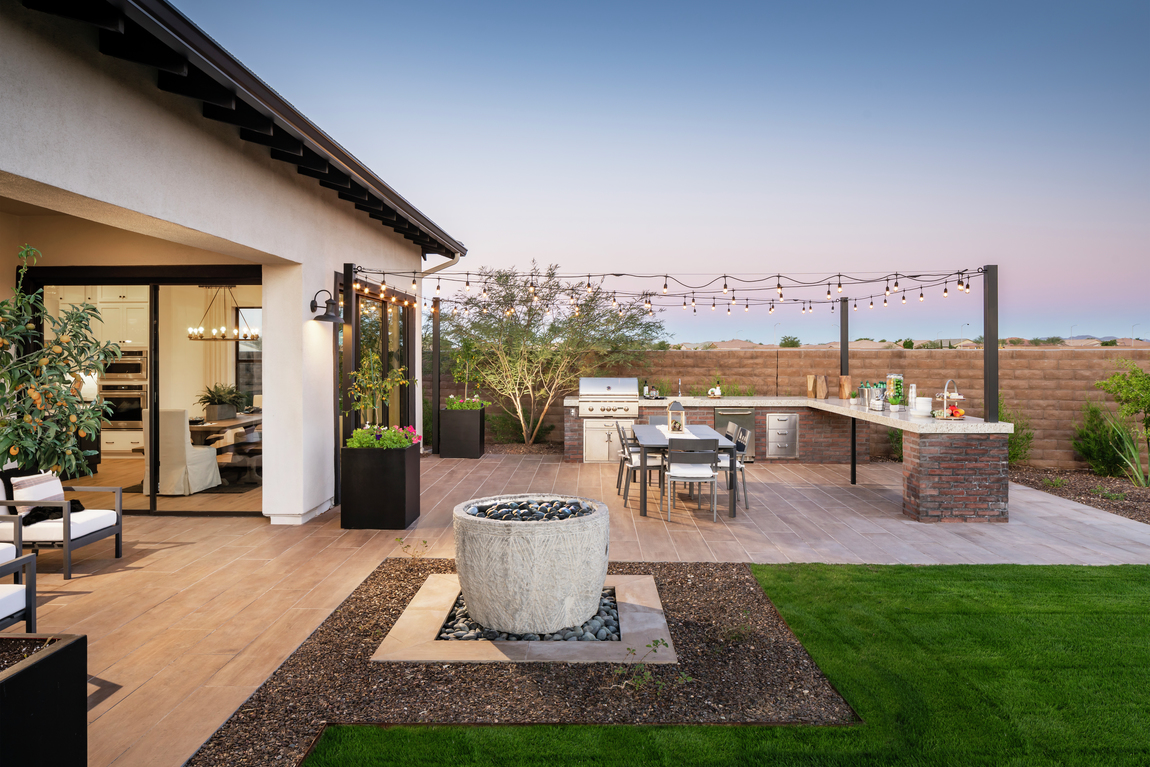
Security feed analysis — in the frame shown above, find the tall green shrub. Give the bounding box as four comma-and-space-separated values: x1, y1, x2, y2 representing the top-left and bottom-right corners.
888, 428, 903, 461
999, 394, 1033, 465
1072, 401, 1125, 476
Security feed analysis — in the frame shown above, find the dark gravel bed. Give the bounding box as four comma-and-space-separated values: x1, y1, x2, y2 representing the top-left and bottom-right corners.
0, 636, 56, 673
1011, 466, 1150, 526
188, 559, 855, 766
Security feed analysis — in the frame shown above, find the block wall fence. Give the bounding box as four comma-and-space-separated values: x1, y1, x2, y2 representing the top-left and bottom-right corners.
423, 349, 1150, 469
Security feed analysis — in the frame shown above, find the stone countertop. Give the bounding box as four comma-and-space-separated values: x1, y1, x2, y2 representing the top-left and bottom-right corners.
562, 395, 1014, 434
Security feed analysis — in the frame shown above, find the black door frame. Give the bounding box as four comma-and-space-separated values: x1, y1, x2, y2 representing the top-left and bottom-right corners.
24, 264, 261, 515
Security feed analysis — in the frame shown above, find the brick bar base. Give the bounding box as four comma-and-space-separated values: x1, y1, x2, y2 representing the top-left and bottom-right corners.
902, 432, 1009, 523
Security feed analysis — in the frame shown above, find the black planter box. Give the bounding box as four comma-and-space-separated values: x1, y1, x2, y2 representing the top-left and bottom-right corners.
0, 634, 86, 765
340, 443, 420, 529
439, 407, 486, 459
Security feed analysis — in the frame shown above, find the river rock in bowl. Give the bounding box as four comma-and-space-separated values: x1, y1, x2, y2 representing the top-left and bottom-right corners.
453, 493, 610, 635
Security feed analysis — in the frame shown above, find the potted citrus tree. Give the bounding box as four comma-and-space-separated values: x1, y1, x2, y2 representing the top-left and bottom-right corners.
440, 339, 489, 459
0, 245, 119, 474
340, 351, 418, 529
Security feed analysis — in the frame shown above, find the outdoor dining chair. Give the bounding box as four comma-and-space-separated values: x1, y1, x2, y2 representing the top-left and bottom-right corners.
648, 416, 669, 426
661, 437, 719, 521
718, 426, 751, 508
619, 424, 665, 508
615, 421, 640, 493
723, 421, 738, 442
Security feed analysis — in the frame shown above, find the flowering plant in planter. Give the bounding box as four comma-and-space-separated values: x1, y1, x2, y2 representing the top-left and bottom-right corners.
444, 394, 491, 411
346, 424, 421, 449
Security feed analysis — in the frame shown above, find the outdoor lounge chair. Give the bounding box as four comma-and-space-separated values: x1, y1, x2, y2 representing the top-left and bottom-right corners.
0, 542, 36, 631
0, 473, 122, 580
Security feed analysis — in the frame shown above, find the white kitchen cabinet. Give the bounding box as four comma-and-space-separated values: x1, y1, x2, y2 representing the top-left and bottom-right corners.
99, 285, 149, 303
60, 284, 95, 306
101, 430, 144, 454
94, 302, 148, 345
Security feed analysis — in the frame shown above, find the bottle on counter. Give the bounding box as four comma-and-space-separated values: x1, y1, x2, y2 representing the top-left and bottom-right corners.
643, 380, 649, 397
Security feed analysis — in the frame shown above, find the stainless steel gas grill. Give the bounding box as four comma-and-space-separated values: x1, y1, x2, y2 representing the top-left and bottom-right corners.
578, 377, 639, 463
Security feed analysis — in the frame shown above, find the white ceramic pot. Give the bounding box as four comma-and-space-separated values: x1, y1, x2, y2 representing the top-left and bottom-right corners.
849, 398, 858, 405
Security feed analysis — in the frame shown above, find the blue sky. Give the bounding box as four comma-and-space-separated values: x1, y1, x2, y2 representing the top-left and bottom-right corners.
177, 0, 1149, 343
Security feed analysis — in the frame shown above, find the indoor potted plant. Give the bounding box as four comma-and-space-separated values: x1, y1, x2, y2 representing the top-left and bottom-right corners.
196, 383, 247, 421
341, 351, 417, 529
849, 389, 859, 406
440, 339, 489, 459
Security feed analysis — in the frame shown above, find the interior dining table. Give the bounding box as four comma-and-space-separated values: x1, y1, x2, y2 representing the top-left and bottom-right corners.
188, 413, 263, 445
630, 423, 738, 518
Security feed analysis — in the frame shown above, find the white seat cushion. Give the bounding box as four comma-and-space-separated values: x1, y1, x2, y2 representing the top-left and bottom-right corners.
717, 455, 746, 469
627, 454, 664, 468
0, 543, 15, 561
0, 509, 117, 543
667, 464, 715, 479
11, 473, 64, 514
0, 584, 26, 621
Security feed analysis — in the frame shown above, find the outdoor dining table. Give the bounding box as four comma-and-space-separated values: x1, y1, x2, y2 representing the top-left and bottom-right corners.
630, 423, 738, 518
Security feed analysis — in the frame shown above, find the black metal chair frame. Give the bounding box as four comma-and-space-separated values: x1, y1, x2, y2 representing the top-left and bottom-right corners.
719, 427, 751, 508
0, 486, 123, 580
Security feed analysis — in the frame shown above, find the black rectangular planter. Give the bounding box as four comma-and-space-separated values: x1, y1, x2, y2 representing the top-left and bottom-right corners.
0, 634, 86, 765
340, 443, 420, 529
439, 407, 486, 459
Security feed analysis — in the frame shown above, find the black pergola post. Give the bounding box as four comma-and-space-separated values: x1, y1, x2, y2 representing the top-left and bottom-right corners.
432, 297, 441, 454
983, 264, 999, 423
842, 296, 855, 484
342, 262, 357, 438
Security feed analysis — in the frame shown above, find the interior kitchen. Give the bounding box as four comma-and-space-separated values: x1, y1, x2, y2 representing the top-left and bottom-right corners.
44, 283, 263, 513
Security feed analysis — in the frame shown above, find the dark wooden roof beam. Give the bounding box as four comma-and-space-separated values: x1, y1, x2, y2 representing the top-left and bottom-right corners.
240, 125, 303, 155
367, 208, 399, 222
350, 194, 385, 212
203, 99, 273, 134
297, 166, 350, 188
22, 0, 125, 32
274, 146, 327, 172
99, 19, 186, 75
157, 65, 234, 108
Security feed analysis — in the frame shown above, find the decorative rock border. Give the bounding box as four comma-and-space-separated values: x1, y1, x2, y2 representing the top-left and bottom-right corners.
453, 493, 609, 634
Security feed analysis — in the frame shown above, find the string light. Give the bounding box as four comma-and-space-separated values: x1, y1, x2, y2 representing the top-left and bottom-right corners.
965, 279, 971, 294
837, 275, 843, 293
482, 282, 488, 298
957, 273, 964, 290
611, 292, 617, 307
353, 280, 360, 290
893, 274, 899, 291
745, 299, 750, 312
769, 302, 774, 314
435, 279, 440, 296
569, 292, 576, 305
722, 276, 728, 294
854, 300, 858, 311
943, 281, 949, 298
465, 273, 470, 291
919, 288, 924, 302
810, 302, 815, 313
411, 276, 417, 292
586, 275, 592, 294
691, 293, 696, 308
727, 304, 731, 315
682, 296, 687, 310
883, 296, 888, 307
801, 302, 806, 314
777, 277, 782, 296
528, 278, 534, 294
902, 293, 906, 304
730, 291, 736, 305
711, 297, 716, 311
663, 276, 668, 294
885, 280, 890, 296
381, 276, 386, 291
826, 283, 832, 300
869, 299, 874, 309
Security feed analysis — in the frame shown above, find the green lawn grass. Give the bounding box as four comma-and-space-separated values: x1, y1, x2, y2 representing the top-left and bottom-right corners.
304, 564, 1150, 766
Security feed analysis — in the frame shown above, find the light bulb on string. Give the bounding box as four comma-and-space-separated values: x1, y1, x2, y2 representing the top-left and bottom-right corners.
893, 274, 899, 291
586, 275, 592, 294
902, 293, 906, 304
435, 279, 440, 296
885, 280, 890, 296
723, 276, 728, 294
381, 276, 387, 291
727, 305, 731, 316
919, 288, 924, 302
465, 273, 470, 291
411, 276, 417, 292
482, 282, 488, 299
801, 303, 806, 314
776, 277, 782, 296
528, 278, 534, 294
883, 297, 888, 307
769, 302, 774, 314
965, 280, 971, 293
869, 299, 874, 309
569, 292, 576, 305
826, 284, 832, 300
943, 281, 948, 298
545, 305, 551, 316
611, 292, 617, 307
682, 297, 687, 310
663, 276, 668, 294
810, 302, 815, 313
711, 297, 716, 311
745, 299, 749, 312
353, 280, 360, 291
837, 275, 843, 293
482, 305, 488, 314
957, 273, 964, 290
691, 293, 696, 307
730, 291, 736, 305
853, 300, 858, 311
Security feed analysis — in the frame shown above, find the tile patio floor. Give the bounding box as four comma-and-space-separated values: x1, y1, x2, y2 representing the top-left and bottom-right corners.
10, 455, 1149, 766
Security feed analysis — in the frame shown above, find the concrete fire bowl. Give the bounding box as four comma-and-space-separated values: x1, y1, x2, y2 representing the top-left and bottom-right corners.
453, 494, 610, 635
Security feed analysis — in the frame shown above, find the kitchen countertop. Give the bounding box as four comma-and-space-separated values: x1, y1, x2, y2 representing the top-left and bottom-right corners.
563, 395, 1013, 434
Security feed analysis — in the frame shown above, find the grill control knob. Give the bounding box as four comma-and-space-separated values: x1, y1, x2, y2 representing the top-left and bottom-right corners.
623, 406, 629, 411
599, 406, 605, 411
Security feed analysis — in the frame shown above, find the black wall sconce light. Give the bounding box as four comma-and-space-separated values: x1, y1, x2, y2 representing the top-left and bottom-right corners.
310, 290, 341, 322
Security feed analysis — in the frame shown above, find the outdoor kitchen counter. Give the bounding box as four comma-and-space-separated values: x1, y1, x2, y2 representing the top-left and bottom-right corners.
561, 395, 1014, 434
562, 395, 1014, 523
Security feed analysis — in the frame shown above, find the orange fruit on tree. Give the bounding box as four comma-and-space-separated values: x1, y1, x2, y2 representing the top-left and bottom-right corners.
78, 430, 86, 438
69, 414, 78, 423
8, 447, 16, 456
